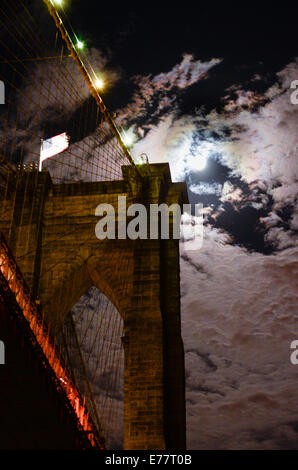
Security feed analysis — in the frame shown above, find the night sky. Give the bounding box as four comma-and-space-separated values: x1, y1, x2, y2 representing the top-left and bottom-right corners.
66, 1, 297, 255
2, 0, 298, 449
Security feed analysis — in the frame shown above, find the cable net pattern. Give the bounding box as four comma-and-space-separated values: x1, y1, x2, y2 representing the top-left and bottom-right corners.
0, 0, 131, 449
0, 0, 133, 183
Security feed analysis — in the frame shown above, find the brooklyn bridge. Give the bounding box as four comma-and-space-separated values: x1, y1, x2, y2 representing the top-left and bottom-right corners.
0, 0, 187, 450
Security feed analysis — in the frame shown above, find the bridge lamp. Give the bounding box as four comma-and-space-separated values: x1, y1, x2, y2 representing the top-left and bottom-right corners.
122, 132, 134, 147
76, 40, 85, 50
51, 0, 63, 6
95, 77, 104, 90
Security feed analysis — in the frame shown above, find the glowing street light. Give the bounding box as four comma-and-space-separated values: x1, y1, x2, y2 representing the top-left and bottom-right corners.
123, 134, 133, 146
51, 0, 63, 6
76, 40, 84, 50
94, 77, 104, 90
121, 130, 135, 147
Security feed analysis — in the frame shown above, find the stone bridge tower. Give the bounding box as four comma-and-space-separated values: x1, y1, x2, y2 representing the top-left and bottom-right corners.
0, 162, 187, 450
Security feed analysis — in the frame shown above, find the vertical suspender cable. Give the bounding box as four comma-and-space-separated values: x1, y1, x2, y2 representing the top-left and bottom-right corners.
42, 0, 142, 180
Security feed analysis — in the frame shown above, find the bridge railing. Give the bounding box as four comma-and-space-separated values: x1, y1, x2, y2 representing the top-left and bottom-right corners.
0, 232, 105, 449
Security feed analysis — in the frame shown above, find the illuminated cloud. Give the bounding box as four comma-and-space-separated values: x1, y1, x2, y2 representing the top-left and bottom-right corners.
115, 54, 222, 127
129, 58, 298, 251
189, 182, 222, 196
220, 182, 243, 203
180, 228, 298, 449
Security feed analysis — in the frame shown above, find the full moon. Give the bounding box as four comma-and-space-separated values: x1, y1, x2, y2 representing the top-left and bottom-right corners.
191, 154, 207, 171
